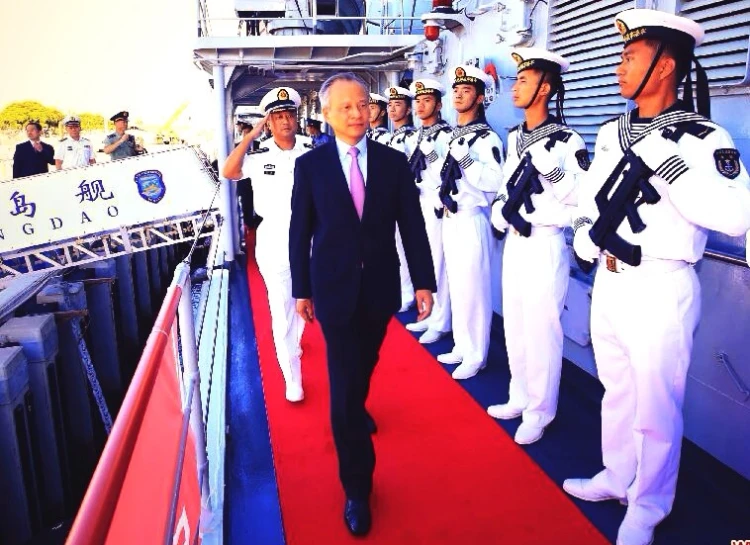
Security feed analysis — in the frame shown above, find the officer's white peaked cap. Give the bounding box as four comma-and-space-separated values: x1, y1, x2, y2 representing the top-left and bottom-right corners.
614, 9, 704, 48
259, 87, 301, 115
450, 65, 493, 90
410, 79, 445, 97
63, 115, 81, 126
386, 86, 415, 101
511, 48, 570, 74
369, 93, 388, 105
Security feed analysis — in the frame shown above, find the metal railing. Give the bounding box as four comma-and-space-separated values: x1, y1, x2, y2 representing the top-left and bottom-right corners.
197, 0, 427, 38
65, 258, 213, 544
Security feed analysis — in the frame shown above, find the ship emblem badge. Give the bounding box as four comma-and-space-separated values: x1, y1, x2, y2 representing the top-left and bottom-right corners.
134, 170, 166, 203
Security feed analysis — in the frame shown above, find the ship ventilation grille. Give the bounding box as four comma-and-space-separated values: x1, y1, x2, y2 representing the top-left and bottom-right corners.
548, 0, 633, 151
681, 0, 750, 86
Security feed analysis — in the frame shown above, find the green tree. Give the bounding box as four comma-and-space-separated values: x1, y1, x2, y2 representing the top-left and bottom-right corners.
79, 112, 105, 131
0, 101, 64, 129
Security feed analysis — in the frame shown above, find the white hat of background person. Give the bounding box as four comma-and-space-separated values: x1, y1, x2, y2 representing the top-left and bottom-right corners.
614, 8, 704, 48
63, 115, 81, 126
510, 47, 570, 75
259, 87, 301, 116
410, 78, 446, 97
450, 65, 493, 92
369, 92, 388, 105
386, 86, 415, 101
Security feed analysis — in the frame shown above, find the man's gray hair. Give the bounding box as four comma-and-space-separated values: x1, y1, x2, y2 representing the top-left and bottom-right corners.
319, 72, 368, 109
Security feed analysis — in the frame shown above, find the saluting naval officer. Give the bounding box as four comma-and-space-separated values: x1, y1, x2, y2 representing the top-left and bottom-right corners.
223, 86, 313, 402
55, 115, 96, 169
404, 78, 454, 344
565, 10, 750, 545
366, 93, 391, 144
487, 48, 588, 445
385, 85, 419, 312
102, 111, 141, 160
437, 65, 504, 380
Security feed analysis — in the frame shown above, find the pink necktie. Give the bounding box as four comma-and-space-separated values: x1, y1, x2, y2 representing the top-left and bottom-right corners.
348, 146, 365, 219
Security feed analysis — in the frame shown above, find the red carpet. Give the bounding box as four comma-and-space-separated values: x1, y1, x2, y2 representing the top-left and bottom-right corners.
245, 241, 610, 544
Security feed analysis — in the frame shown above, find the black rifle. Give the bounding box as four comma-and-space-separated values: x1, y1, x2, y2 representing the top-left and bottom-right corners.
437, 131, 487, 217
499, 154, 542, 237
588, 150, 660, 266
409, 135, 430, 182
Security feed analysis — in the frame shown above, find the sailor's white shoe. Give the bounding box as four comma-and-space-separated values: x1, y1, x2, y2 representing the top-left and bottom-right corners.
451, 362, 485, 380
514, 422, 544, 445
616, 520, 655, 545
285, 383, 304, 403
487, 403, 523, 420
406, 320, 429, 333
418, 329, 447, 344
437, 351, 462, 365
563, 478, 626, 504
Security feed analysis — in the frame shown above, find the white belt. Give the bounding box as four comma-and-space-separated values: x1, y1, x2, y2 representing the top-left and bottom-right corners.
601, 254, 688, 274
510, 225, 562, 237
443, 205, 484, 218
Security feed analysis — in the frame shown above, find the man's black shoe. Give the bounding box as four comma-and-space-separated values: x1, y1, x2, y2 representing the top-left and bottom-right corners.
365, 412, 377, 434
344, 498, 371, 536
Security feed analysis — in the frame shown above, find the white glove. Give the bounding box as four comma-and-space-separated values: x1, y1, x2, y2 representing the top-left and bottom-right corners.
419, 136, 436, 156
527, 142, 559, 177
573, 224, 600, 263
449, 138, 471, 162
632, 131, 681, 172
490, 199, 508, 232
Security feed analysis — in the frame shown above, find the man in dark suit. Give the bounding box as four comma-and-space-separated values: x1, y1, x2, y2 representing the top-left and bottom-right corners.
289, 72, 436, 536
12, 121, 55, 178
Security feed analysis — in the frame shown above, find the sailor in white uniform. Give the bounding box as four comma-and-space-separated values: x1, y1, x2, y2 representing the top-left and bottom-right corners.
54, 115, 96, 169
366, 93, 391, 144
223, 86, 313, 403
404, 78, 453, 344
437, 65, 504, 380
487, 48, 588, 445
564, 10, 750, 545
385, 85, 419, 312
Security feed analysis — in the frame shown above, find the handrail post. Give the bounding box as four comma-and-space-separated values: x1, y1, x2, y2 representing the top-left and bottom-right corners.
174, 262, 211, 504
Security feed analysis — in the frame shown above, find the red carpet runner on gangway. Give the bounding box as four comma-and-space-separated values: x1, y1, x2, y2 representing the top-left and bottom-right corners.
245, 245, 609, 545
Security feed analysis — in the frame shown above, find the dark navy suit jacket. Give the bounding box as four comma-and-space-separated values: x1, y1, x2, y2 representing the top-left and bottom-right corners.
289, 138, 436, 325
13, 140, 55, 178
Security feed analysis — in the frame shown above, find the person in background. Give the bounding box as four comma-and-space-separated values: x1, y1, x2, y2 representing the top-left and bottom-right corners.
102, 111, 141, 160
13, 121, 55, 178
565, 9, 750, 545
305, 118, 332, 147
404, 78, 454, 344
366, 92, 390, 144
436, 65, 503, 381
487, 47, 587, 445
223, 86, 313, 403
55, 116, 96, 169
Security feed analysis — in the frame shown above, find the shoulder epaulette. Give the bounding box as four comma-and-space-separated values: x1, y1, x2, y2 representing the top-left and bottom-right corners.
304, 143, 313, 149
248, 147, 269, 155
60, 137, 67, 142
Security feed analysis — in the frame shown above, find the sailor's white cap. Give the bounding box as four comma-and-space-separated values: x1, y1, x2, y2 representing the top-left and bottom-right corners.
63, 115, 81, 126
259, 87, 301, 115
614, 8, 704, 48
450, 64, 493, 91
410, 78, 445, 97
511, 47, 570, 74
386, 86, 415, 101
369, 92, 388, 105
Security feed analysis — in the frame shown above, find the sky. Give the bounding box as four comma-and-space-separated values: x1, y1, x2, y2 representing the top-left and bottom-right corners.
0, 0, 234, 129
